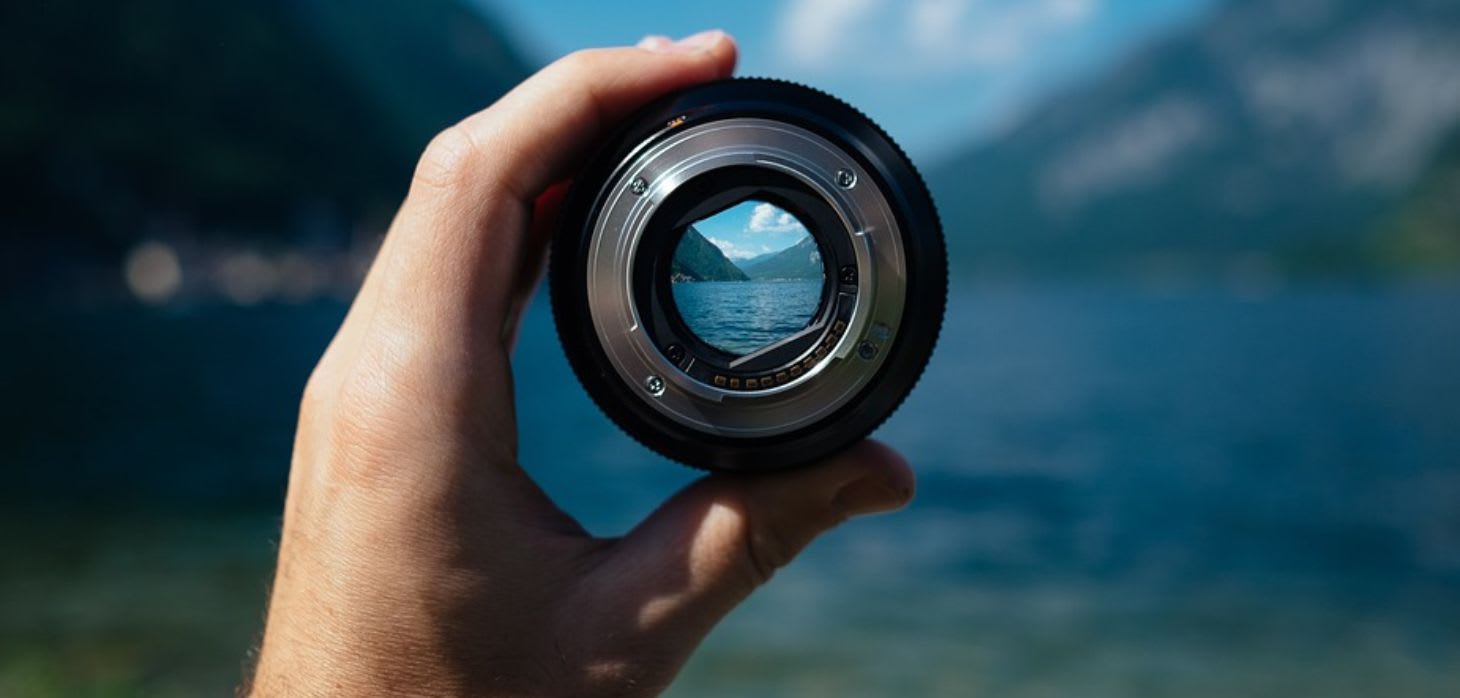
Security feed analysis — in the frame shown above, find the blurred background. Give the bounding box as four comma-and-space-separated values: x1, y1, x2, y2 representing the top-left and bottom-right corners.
3, 0, 1458, 695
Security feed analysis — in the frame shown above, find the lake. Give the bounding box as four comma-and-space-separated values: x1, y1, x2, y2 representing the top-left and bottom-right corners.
2, 282, 1458, 696
671, 279, 822, 355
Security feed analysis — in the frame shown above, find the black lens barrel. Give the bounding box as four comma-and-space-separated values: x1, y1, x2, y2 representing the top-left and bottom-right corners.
550, 78, 945, 471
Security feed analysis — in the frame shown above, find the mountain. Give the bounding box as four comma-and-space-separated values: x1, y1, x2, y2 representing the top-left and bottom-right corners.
0, 0, 533, 299
741, 236, 825, 280
672, 226, 750, 282
1372, 129, 1460, 273
930, 0, 1460, 277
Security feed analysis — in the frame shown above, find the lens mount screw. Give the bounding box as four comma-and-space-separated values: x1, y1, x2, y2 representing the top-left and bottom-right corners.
665, 344, 686, 364
630, 176, 649, 195
835, 169, 857, 189
644, 374, 666, 396
857, 340, 879, 361
839, 265, 858, 284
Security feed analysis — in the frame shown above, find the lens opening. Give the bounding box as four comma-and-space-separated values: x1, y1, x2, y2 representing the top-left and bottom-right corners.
668, 200, 827, 357
631, 165, 860, 389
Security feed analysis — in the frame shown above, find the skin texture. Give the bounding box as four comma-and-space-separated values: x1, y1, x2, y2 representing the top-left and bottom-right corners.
248, 32, 915, 697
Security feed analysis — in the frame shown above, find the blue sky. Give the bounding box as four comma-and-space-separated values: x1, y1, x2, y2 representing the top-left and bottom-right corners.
481, 0, 1216, 159
691, 200, 810, 261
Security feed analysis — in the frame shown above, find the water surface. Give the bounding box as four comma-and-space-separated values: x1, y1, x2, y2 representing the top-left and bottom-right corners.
3, 282, 1458, 696
672, 279, 822, 355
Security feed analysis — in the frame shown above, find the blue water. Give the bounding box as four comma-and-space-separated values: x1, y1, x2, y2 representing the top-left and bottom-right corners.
672, 280, 821, 354
3, 282, 1459, 695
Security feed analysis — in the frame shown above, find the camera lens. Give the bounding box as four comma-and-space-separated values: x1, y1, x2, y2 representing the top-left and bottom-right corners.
550, 79, 945, 471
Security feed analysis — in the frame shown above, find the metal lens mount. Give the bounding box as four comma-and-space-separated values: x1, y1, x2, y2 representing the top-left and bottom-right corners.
550, 79, 945, 471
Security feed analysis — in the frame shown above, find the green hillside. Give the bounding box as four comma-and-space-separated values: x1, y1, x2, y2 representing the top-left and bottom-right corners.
741, 236, 824, 280
1373, 131, 1460, 273
671, 226, 749, 282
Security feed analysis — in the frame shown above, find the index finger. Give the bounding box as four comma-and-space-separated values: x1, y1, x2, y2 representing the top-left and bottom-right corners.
375, 34, 738, 334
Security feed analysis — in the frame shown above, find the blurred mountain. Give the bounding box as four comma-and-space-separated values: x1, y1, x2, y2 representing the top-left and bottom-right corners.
931, 0, 1460, 278
1374, 130, 1460, 272
741, 236, 825, 280
0, 0, 532, 299
671, 226, 750, 282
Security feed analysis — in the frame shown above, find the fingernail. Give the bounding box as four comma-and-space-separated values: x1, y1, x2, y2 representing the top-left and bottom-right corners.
667, 29, 724, 53
636, 35, 673, 52
833, 475, 913, 518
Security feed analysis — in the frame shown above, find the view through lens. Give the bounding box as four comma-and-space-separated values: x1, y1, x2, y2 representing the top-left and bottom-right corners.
670, 200, 825, 356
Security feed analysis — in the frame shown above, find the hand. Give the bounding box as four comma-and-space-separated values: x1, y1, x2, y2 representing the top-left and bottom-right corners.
249, 32, 915, 697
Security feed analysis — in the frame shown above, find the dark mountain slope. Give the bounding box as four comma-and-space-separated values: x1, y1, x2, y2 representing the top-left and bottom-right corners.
0, 0, 532, 297
672, 226, 750, 282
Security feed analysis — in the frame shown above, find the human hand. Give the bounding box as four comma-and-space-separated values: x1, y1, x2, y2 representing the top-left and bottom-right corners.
248, 32, 915, 697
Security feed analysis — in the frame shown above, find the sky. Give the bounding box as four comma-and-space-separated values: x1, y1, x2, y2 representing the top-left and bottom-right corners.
482, 0, 1217, 160
690, 200, 811, 261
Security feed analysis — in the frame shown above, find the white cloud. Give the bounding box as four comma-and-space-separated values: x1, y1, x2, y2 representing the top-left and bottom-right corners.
779, 0, 884, 68
777, 0, 1100, 73
913, 0, 1099, 68
746, 202, 807, 234
1045, 0, 1097, 23
707, 236, 772, 261
909, 0, 967, 52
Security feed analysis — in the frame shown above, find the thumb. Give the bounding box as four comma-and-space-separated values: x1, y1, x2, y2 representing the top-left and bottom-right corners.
604, 440, 914, 646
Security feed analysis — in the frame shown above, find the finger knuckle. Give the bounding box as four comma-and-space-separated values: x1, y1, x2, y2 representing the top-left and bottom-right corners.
314, 347, 434, 483
743, 520, 800, 586
551, 48, 606, 79
299, 365, 334, 414
323, 384, 415, 486
414, 124, 479, 190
